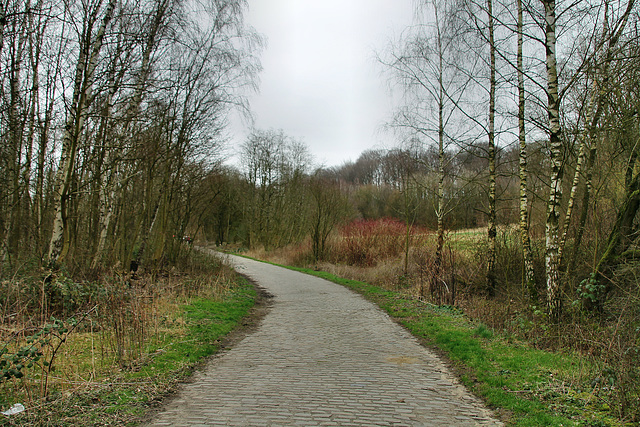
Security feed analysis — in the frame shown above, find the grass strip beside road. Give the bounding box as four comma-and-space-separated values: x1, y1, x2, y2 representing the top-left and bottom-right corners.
3, 277, 256, 427
101, 277, 256, 425
283, 266, 622, 427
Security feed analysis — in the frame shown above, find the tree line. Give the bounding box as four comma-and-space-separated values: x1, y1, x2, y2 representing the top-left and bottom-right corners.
217, 0, 640, 322
375, 0, 640, 319
2, 0, 640, 324
0, 0, 260, 273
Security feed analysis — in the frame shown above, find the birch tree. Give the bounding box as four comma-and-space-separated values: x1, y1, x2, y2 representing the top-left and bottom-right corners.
536, 0, 638, 316
517, 0, 537, 299
439, 0, 509, 296
90, 0, 176, 269
588, 27, 640, 306
382, 0, 473, 303
562, 0, 636, 280
0, 0, 259, 273
540, 0, 568, 319
1, 0, 30, 263
486, 0, 498, 295
47, 0, 118, 267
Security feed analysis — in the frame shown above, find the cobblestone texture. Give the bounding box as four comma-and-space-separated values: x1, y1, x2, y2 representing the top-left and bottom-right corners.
146, 255, 503, 426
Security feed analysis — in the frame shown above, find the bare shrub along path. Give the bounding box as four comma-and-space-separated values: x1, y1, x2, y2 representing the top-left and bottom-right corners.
146, 254, 502, 426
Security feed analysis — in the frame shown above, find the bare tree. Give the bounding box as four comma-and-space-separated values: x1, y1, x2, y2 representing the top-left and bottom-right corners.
309, 174, 352, 262
386, 145, 423, 274
241, 129, 313, 250
382, 0, 475, 303
0, 0, 260, 271
485, 0, 498, 295
588, 25, 640, 306
91, 0, 176, 269
561, 0, 636, 279
516, 0, 537, 300
536, 0, 638, 318
47, 0, 118, 267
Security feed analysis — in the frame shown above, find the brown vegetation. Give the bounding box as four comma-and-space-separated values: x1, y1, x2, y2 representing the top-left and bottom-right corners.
2, 0, 640, 422
246, 219, 640, 422
0, 247, 238, 421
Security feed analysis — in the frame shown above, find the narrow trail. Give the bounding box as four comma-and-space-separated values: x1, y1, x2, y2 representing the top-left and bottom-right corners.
146, 254, 502, 426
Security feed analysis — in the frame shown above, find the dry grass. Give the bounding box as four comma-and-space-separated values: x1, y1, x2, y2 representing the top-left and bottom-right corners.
245, 220, 640, 422
244, 246, 293, 267
0, 249, 234, 413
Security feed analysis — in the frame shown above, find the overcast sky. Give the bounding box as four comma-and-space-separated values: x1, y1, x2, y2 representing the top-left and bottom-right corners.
230, 0, 415, 168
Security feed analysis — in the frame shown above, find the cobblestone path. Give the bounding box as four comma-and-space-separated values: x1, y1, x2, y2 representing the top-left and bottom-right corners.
146, 255, 503, 426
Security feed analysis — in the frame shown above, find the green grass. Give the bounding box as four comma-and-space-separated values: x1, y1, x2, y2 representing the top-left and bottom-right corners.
1, 277, 256, 426
281, 264, 626, 427
129, 280, 256, 380
109, 278, 256, 408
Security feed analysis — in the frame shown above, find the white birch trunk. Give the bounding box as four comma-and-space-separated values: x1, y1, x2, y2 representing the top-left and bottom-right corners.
558, 99, 591, 266
486, 0, 497, 295
432, 3, 446, 303
561, 0, 635, 270
517, 0, 537, 298
92, 0, 172, 269
91, 158, 117, 270
542, 0, 563, 319
47, 0, 118, 266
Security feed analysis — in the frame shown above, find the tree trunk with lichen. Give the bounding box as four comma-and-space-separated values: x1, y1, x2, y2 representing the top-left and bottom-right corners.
486, 0, 497, 297
517, 0, 537, 301
542, 0, 563, 321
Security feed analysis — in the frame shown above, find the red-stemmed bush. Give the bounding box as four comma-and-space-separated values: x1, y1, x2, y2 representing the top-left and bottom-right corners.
332, 218, 426, 266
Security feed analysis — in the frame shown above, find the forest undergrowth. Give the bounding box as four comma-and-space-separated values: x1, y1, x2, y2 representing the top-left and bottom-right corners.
0, 248, 254, 426
244, 218, 640, 425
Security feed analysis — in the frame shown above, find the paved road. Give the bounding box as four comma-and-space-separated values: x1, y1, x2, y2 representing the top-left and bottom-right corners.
146, 255, 502, 426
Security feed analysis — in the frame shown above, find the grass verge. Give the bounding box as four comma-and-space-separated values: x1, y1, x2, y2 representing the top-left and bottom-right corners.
280, 265, 625, 427
1, 277, 256, 427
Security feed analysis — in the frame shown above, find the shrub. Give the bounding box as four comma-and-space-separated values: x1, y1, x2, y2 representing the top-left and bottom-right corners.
332, 218, 423, 267
0, 248, 234, 407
